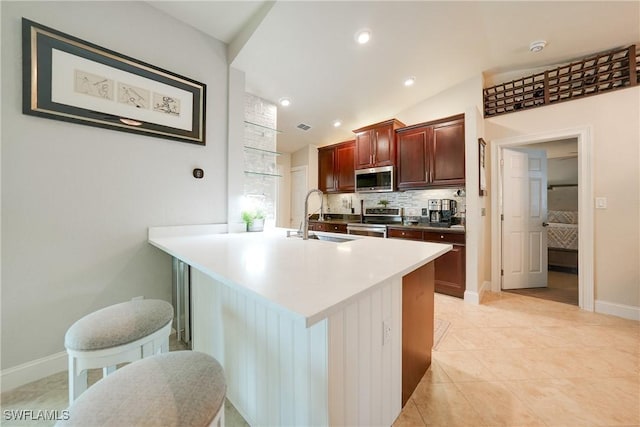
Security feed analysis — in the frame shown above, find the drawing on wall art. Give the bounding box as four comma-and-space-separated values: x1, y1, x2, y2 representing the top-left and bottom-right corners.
118, 83, 150, 109
74, 70, 114, 100
153, 93, 181, 116
23, 18, 206, 145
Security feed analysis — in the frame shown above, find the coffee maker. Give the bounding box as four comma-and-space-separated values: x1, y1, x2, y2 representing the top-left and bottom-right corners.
426, 199, 457, 226
427, 199, 442, 223
440, 199, 457, 224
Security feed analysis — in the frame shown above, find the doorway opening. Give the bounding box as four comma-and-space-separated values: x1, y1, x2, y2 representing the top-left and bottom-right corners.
490, 127, 594, 311
502, 140, 579, 305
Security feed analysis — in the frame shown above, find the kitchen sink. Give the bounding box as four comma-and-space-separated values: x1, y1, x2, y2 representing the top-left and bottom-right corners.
308, 233, 353, 243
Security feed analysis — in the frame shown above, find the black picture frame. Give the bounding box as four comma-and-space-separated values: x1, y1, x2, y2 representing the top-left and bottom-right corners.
22, 18, 206, 145
479, 138, 487, 196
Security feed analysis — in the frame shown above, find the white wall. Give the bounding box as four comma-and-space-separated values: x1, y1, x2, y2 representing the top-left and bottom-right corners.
291, 144, 318, 190
485, 87, 640, 308
1, 2, 228, 371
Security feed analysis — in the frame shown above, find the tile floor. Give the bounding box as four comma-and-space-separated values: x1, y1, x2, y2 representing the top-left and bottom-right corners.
2, 291, 638, 427
394, 292, 640, 427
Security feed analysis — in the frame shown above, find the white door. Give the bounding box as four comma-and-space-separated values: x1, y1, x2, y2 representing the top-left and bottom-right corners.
502, 148, 548, 289
290, 166, 307, 229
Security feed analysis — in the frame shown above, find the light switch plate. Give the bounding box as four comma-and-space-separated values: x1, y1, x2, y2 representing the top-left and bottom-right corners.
595, 197, 607, 209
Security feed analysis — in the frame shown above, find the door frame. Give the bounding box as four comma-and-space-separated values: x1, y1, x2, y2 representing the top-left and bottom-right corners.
490, 126, 594, 311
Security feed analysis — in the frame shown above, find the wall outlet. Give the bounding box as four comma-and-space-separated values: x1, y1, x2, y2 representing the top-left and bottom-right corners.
595, 197, 607, 209
382, 319, 391, 346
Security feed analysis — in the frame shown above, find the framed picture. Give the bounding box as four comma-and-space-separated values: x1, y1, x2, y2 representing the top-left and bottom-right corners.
22, 18, 206, 145
479, 138, 487, 196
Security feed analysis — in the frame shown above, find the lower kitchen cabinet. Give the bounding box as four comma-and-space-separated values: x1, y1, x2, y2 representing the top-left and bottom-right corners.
390, 228, 466, 298
423, 232, 466, 298
308, 221, 347, 234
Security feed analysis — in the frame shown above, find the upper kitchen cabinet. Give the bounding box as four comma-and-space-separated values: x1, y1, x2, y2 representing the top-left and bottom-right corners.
396, 114, 465, 190
353, 119, 405, 169
318, 140, 355, 193
431, 115, 465, 186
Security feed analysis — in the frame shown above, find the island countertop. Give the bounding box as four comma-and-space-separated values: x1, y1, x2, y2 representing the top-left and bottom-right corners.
149, 227, 451, 327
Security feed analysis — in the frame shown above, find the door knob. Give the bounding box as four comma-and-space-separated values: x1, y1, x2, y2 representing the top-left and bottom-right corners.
542, 222, 549, 227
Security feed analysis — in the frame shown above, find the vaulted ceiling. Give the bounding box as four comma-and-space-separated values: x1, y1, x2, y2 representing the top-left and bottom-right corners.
149, 1, 640, 153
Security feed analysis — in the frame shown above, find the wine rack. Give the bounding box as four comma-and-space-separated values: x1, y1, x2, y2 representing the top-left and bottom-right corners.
484, 45, 638, 117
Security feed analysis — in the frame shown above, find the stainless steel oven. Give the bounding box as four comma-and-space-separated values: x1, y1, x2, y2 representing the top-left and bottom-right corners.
347, 207, 402, 238
347, 223, 387, 238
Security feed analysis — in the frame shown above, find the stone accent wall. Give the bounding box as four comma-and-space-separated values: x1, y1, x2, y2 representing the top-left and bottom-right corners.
243, 93, 278, 221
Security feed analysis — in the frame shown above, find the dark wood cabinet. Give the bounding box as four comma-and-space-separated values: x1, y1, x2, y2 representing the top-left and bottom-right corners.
402, 262, 434, 406
353, 119, 405, 169
308, 221, 347, 234
396, 114, 465, 190
318, 146, 336, 192
423, 231, 466, 298
335, 143, 355, 192
396, 126, 431, 189
318, 140, 355, 193
389, 227, 466, 298
387, 228, 424, 241
431, 117, 466, 187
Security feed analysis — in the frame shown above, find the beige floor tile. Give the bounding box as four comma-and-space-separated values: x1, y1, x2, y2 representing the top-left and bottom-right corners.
433, 328, 468, 351
412, 382, 486, 427
454, 380, 546, 426
433, 350, 496, 382
566, 376, 640, 426
473, 348, 553, 381
418, 360, 453, 384
392, 399, 426, 427
505, 378, 600, 426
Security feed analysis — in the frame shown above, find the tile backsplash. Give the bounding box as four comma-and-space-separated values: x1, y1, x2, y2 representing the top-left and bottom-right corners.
325, 188, 466, 218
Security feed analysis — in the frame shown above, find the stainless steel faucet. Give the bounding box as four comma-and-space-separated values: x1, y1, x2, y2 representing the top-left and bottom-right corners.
303, 189, 324, 240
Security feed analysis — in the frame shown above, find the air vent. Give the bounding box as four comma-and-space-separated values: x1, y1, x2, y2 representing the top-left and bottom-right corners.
297, 123, 311, 131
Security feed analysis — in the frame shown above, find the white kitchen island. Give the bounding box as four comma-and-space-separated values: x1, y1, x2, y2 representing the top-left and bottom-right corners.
148, 226, 451, 426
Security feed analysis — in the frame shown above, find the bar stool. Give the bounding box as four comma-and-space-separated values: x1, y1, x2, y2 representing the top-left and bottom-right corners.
56, 351, 226, 427
64, 299, 173, 403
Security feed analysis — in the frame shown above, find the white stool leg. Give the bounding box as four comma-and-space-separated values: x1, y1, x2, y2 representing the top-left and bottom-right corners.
68, 355, 87, 404
103, 366, 116, 377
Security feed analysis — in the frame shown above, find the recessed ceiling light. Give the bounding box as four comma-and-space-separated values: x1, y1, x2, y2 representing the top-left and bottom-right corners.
333, 120, 342, 128
404, 76, 416, 87
279, 97, 291, 107
529, 40, 547, 53
355, 29, 371, 45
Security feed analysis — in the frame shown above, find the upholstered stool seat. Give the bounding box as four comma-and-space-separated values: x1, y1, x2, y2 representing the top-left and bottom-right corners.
57, 351, 226, 427
65, 299, 173, 403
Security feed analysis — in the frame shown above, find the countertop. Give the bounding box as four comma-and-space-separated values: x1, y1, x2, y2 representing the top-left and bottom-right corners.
149, 227, 451, 327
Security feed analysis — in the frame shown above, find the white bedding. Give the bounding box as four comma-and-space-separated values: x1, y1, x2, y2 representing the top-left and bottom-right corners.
548, 222, 578, 250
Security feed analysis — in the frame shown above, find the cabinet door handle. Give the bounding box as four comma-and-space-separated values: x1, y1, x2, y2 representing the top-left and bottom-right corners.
440, 235, 444, 239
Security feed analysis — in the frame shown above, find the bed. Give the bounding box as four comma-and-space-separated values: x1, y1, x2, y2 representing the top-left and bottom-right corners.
547, 210, 578, 272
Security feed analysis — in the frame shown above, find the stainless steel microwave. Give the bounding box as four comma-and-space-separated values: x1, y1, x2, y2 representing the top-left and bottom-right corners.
355, 165, 394, 193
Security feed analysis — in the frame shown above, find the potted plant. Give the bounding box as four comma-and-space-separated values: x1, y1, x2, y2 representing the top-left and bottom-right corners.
378, 199, 390, 208
242, 209, 265, 232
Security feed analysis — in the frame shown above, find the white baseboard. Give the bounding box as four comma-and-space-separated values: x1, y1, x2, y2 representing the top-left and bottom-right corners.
464, 281, 491, 305
464, 290, 480, 304
1, 351, 67, 393
595, 300, 640, 321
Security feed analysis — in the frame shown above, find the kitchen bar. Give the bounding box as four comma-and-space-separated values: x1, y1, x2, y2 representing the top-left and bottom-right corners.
148, 225, 451, 426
